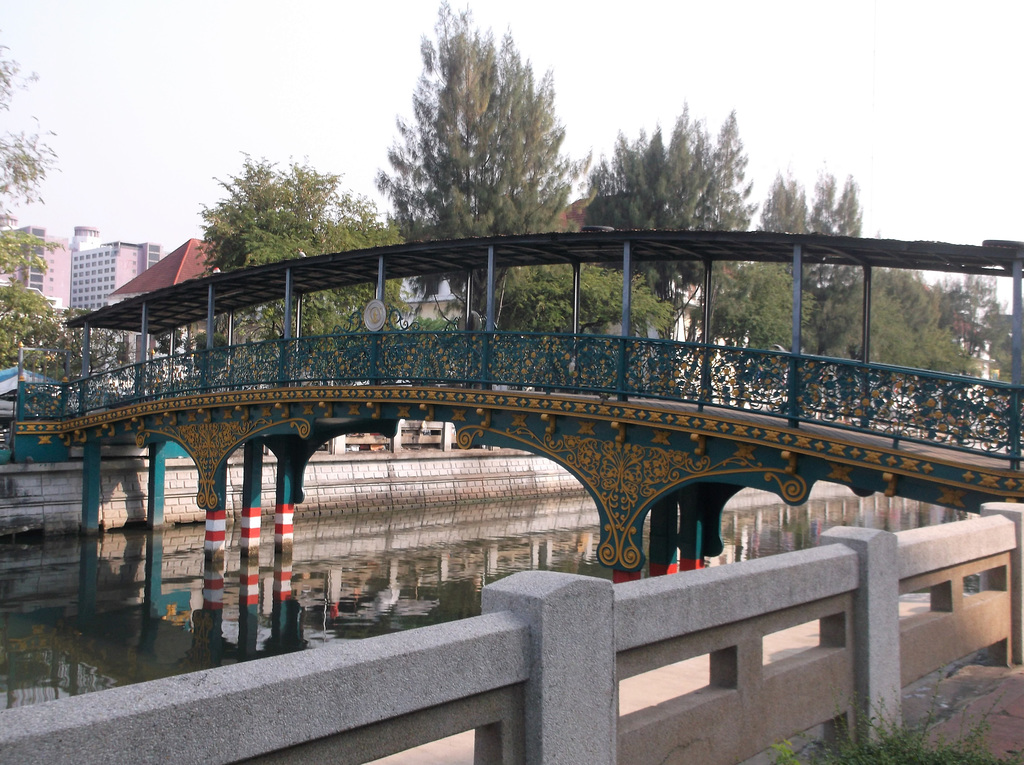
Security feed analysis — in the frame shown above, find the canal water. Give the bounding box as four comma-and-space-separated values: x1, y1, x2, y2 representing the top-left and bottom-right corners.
0, 486, 964, 709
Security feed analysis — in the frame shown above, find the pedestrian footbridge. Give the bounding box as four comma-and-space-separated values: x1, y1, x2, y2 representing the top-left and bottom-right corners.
11, 231, 1024, 577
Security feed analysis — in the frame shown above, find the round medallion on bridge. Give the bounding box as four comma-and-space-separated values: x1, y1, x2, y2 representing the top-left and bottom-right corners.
364, 299, 387, 331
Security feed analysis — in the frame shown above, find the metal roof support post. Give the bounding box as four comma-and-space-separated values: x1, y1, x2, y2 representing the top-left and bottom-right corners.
137, 302, 149, 400
295, 293, 303, 339
621, 241, 632, 337
618, 241, 632, 400
377, 255, 386, 302
789, 244, 803, 425
82, 321, 91, 378
485, 246, 496, 331
1014, 256, 1022, 386
699, 258, 713, 409
484, 246, 496, 389
227, 311, 234, 347
791, 244, 803, 355
464, 271, 473, 329
140, 302, 149, 364
206, 284, 216, 350
283, 268, 293, 341
572, 261, 581, 335
861, 266, 872, 363
1013, 256, 1023, 466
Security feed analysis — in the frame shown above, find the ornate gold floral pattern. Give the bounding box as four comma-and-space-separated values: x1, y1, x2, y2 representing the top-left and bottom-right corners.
137, 415, 310, 510
458, 424, 807, 570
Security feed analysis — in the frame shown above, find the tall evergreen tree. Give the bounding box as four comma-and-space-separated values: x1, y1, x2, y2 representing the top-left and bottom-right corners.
377, 4, 584, 240
585, 105, 753, 338
696, 111, 756, 231
809, 173, 862, 236
759, 172, 807, 234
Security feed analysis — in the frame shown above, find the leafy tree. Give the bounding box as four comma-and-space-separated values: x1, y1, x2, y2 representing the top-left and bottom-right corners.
0, 282, 63, 368
936, 274, 1006, 376
377, 4, 584, 240
870, 269, 963, 371
711, 263, 801, 350
496, 264, 672, 336
0, 44, 55, 214
0, 42, 62, 369
201, 157, 402, 339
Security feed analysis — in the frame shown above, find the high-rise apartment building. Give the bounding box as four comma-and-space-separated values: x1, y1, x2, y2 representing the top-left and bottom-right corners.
69, 226, 162, 311
0, 218, 72, 309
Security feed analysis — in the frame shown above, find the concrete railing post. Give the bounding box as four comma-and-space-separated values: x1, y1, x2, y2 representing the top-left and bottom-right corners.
820, 526, 901, 728
482, 571, 616, 765
982, 503, 1024, 664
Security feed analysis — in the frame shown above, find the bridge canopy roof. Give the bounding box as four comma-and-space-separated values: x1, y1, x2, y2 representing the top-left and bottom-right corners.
70, 230, 1024, 335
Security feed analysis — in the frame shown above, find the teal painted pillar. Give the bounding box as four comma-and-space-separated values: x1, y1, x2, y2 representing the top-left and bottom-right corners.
274, 450, 296, 551
240, 441, 263, 557
648, 494, 680, 576
678, 499, 705, 571
677, 482, 739, 571
81, 441, 101, 534
147, 441, 166, 528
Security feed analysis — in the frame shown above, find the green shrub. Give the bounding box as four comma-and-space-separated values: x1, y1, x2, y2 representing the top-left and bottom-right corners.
771, 714, 1023, 765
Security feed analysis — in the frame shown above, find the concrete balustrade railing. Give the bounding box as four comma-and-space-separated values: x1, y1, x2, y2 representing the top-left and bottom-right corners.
1, 506, 1020, 765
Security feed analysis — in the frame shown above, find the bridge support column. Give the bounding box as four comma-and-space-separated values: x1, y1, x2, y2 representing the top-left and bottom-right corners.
146, 441, 166, 528
204, 467, 229, 559
274, 449, 296, 551
81, 440, 101, 534
678, 482, 739, 571
240, 441, 263, 557
678, 498, 705, 571
648, 494, 679, 576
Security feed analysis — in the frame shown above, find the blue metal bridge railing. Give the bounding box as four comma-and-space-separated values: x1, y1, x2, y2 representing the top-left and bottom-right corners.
16, 330, 1023, 462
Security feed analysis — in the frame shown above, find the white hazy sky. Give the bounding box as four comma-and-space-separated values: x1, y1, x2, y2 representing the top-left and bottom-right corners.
4, 1, 1023, 253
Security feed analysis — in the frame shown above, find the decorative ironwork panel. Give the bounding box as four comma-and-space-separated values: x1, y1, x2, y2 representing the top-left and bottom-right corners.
625, 338, 704, 401
18, 383, 66, 419
488, 333, 580, 391
798, 357, 1015, 454
705, 347, 790, 413
223, 341, 287, 388
80, 363, 145, 412
571, 335, 623, 393
300, 332, 381, 385
378, 331, 483, 385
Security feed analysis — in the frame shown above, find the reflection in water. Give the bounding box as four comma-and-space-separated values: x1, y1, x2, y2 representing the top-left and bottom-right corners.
0, 488, 964, 709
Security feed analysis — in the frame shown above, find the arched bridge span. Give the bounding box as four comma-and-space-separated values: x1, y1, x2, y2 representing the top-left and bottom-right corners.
14, 330, 1024, 574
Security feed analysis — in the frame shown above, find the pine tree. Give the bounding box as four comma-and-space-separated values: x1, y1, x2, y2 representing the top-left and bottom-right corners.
377, 4, 584, 240
759, 172, 808, 234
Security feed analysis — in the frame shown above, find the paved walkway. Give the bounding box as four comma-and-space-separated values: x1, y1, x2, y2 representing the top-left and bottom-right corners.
905, 657, 1024, 761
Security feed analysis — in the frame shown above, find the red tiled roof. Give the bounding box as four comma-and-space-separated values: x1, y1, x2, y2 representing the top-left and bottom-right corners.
556, 198, 590, 231
110, 239, 211, 298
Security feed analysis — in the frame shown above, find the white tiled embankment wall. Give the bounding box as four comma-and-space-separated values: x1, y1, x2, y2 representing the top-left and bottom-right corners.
0, 450, 584, 533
